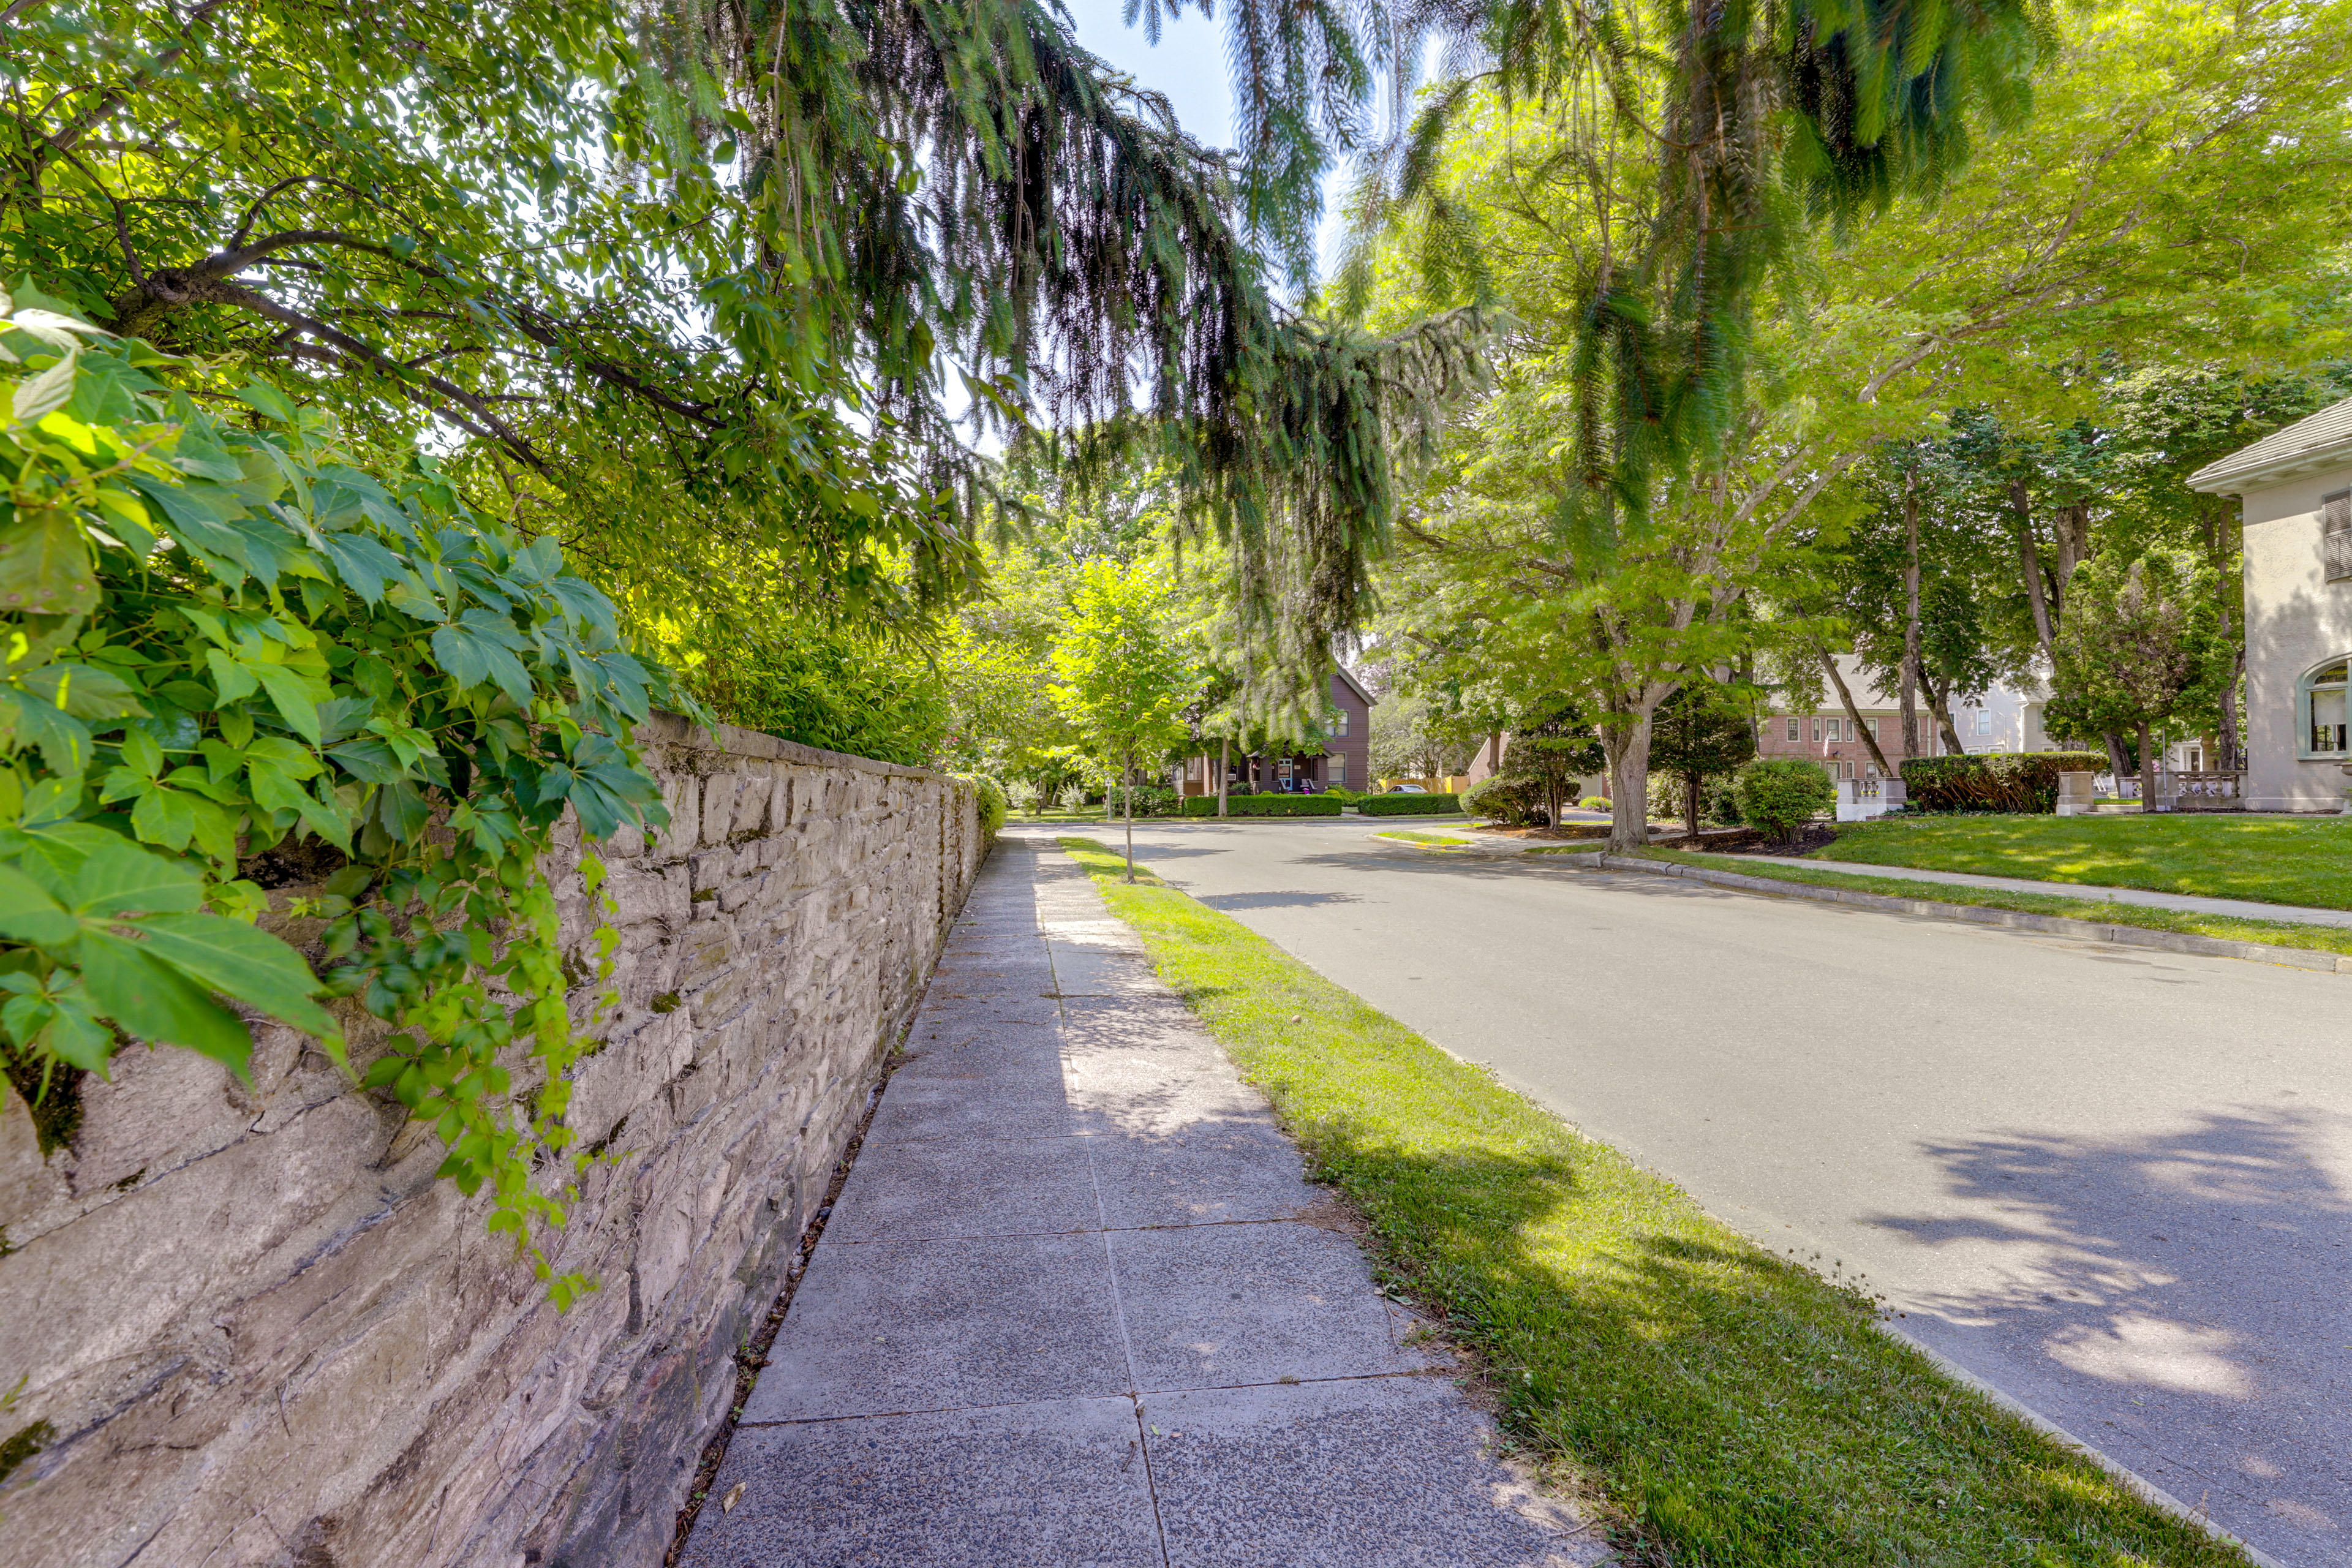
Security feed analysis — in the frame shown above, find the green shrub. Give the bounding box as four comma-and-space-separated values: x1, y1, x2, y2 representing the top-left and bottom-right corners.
1899, 752, 2107, 813
1322, 785, 1360, 803
961, 775, 1008, 837
1179, 793, 1342, 817
1117, 782, 1182, 817
1734, 759, 1836, 840
1463, 774, 1542, 824
1358, 793, 1462, 815
1578, 795, 1611, 811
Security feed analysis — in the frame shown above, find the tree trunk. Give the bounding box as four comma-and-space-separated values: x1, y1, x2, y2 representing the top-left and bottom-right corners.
2206, 502, 2244, 772
1923, 676, 1966, 756
1902, 469, 1922, 760
1684, 771, 1700, 842
1820, 647, 1893, 775
2137, 720, 2159, 815
1123, 745, 1136, 880
2051, 500, 2091, 617
1603, 713, 1654, 854
1218, 736, 1229, 817
2218, 648, 2244, 773
2012, 479, 2058, 666
2103, 731, 2131, 792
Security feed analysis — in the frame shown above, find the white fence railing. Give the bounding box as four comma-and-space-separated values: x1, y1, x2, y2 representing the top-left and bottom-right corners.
1835, 776, 1905, 822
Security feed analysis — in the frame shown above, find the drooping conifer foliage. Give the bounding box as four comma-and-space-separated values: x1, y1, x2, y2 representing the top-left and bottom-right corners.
656, 0, 1496, 714
3, 0, 1494, 717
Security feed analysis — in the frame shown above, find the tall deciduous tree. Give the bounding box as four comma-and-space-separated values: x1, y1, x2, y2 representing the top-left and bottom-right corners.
1361, 0, 2352, 850
1050, 559, 1194, 878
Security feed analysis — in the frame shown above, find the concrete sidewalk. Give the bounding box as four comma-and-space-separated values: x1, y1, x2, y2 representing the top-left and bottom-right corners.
1741, 853, 2352, 929
678, 838, 1607, 1567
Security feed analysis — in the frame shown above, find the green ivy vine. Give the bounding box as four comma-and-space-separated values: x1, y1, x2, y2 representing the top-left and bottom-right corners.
0, 287, 692, 1305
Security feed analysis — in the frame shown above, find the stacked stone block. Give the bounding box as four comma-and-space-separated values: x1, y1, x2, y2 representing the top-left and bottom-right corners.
0, 714, 983, 1567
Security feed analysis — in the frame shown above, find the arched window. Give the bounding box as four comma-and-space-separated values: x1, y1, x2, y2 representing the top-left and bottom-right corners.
2304, 658, 2348, 756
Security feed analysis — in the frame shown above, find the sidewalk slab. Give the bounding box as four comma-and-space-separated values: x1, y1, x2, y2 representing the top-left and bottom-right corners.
702, 1398, 1163, 1568
1145, 1379, 1602, 1568
680, 839, 1611, 1567
1742, 854, 2352, 929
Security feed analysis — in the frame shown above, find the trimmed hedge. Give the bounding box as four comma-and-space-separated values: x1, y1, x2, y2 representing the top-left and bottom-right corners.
1359, 793, 1464, 815
1901, 752, 2106, 813
1180, 793, 1344, 817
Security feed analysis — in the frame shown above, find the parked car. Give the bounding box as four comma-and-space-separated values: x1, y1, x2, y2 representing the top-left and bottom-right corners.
1385, 784, 1428, 794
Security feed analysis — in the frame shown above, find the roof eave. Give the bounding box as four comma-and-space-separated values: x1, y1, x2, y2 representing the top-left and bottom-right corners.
2187, 437, 2352, 496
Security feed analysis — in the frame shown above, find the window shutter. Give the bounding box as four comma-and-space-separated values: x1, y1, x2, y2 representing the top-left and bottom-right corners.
2325, 490, 2352, 535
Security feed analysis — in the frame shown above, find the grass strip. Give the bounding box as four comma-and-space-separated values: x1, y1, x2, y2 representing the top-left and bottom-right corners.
1645, 848, 2352, 960
1818, 815, 2352, 911
1057, 834, 2249, 1568
1371, 829, 1472, 847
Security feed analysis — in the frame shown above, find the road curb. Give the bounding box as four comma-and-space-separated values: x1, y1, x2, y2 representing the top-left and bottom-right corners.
1586, 854, 2352, 976
1873, 1323, 2288, 1568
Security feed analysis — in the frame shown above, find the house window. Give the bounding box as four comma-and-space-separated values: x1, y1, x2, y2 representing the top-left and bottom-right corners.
1333, 709, 1350, 737
2305, 658, 2349, 755
2325, 490, 2352, 582
1812, 717, 1823, 742
1786, 717, 1800, 742
1975, 708, 1992, 736
1329, 755, 1347, 784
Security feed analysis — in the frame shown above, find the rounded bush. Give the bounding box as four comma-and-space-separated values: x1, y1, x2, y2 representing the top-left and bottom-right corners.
1734, 759, 1836, 840
1463, 774, 1540, 824
1577, 796, 1611, 811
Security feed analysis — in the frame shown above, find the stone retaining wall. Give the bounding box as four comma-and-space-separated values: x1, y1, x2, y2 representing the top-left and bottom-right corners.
0, 715, 985, 1567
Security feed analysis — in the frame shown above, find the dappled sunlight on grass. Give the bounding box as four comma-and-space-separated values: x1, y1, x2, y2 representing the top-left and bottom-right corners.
1058, 835, 2252, 1567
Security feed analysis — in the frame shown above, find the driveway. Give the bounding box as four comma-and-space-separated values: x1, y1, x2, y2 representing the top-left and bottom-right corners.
1030, 818, 2352, 1567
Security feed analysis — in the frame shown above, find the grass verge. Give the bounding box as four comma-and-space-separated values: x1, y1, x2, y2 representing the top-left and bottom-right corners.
1645, 848, 2352, 960
1819, 815, 2352, 910
1372, 829, 1472, 847
1057, 834, 2250, 1567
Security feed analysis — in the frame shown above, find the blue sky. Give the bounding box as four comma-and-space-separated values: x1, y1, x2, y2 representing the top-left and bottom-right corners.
1060, 0, 1359, 278
1060, 0, 1235, 148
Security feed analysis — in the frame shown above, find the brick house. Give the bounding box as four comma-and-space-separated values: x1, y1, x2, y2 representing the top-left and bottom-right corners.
1757, 657, 2059, 780
1175, 666, 1374, 794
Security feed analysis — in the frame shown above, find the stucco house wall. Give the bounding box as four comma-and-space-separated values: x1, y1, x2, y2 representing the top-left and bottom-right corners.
2190, 396, 2352, 813
2236, 468, 2352, 810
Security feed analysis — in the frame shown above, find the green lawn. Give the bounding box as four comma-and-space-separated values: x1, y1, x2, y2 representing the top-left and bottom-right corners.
1817, 815, 2352, 910
1057, 834, 2250, 1568
1645, 848, 2352, 960
1372, 829, 1472, 848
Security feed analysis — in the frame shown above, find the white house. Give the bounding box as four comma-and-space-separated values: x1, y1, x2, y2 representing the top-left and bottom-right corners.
2187, 397, 2352, 813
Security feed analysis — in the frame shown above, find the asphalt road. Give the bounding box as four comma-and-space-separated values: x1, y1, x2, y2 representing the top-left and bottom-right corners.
1020, 819, 2352, 1567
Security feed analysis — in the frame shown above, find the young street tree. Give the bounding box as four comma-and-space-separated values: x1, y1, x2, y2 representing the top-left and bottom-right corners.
1648, 686, 1760, 842
1050, 560, 1196, 878
2049, 549, 2219, 813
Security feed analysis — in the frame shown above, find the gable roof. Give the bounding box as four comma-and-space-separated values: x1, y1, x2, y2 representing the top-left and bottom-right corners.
1332, 664, 1375, 707
2186, 395, 2352, 495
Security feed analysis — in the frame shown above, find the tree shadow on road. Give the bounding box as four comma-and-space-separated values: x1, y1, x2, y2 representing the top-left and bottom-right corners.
1862, 1106, 2352, 1552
